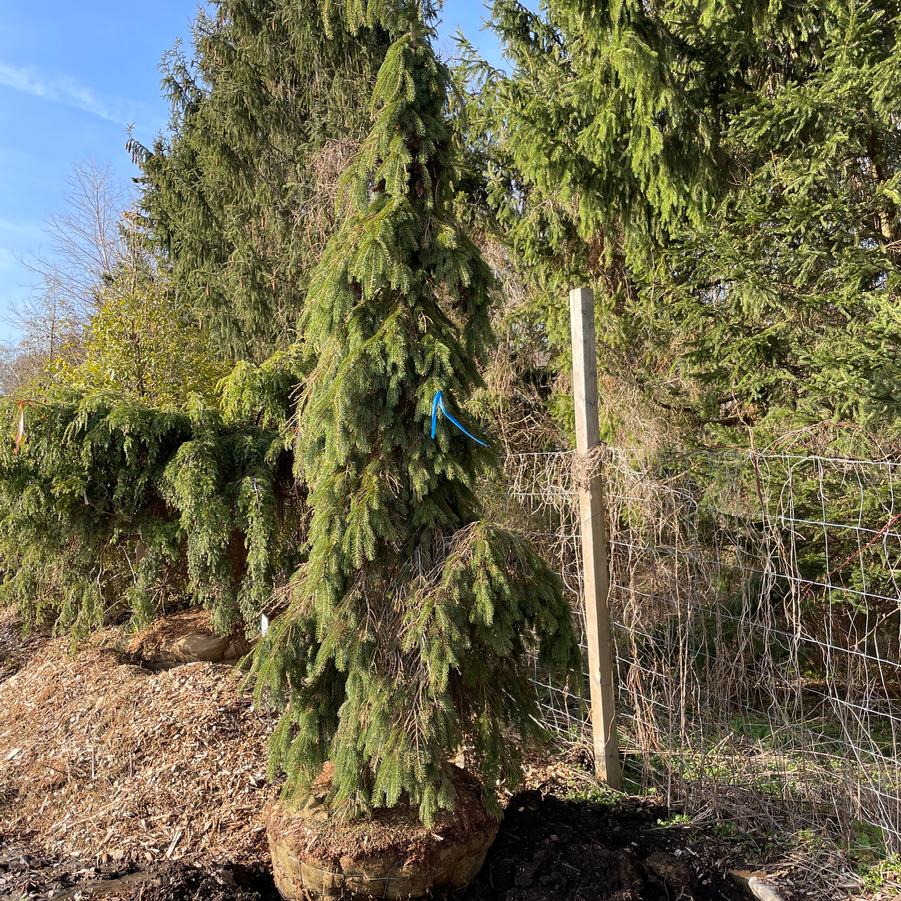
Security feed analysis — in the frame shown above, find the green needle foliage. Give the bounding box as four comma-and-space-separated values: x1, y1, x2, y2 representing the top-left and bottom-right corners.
250, 2, 579, 825
135, 0, 392, 361
0, 210, 305, 637
464, 0, 901, 641
467, 0, 901, 448
667, 0, 901, 439
0, 390, 302, 638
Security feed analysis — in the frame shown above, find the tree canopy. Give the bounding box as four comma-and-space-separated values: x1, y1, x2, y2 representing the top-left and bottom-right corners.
470, 0, 901, 448
2, 0, 900, 834
248, 3, 578, 824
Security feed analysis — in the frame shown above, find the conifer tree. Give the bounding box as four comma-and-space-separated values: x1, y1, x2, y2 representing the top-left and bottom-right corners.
466, 0, 901, 643
250, 3, 578, 825
469, 0, 901, 447
664, 0, 901, 439
135, 0, 392, 360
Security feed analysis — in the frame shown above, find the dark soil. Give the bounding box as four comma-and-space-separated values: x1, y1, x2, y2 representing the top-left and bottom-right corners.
0, 843, 275, 900
457, 790, 750, 901
1, 791, 751, 901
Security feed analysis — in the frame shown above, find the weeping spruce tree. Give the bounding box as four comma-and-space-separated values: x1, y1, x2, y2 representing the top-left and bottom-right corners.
251, 3, 578, 825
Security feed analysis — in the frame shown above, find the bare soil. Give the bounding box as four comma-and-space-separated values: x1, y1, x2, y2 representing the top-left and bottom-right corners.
0, 841, 274, 900
2, 789, 752, 900
458, 789, 750, 901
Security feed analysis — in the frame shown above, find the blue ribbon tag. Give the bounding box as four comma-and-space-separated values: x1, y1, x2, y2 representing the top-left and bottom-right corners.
430, 390, 488, 447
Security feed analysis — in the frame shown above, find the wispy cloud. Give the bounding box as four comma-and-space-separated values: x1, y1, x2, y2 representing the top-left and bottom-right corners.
0, 218, 42, 239
0, 61, 123, 123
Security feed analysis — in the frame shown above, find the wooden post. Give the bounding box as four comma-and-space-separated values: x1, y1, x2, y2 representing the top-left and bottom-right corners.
569, 286, 622, 789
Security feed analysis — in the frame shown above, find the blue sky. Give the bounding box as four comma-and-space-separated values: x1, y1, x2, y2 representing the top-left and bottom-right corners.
0, 1, 506, 342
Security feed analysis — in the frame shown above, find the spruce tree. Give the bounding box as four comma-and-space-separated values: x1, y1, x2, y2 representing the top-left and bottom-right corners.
470, 0, 901, 447
467, 0, 901, 655
250, 4, 578, 825
134, 0, 392, 361
664, 0, 901, 439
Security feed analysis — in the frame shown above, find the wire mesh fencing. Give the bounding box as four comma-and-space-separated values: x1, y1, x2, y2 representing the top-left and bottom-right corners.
501, 448, 901, 850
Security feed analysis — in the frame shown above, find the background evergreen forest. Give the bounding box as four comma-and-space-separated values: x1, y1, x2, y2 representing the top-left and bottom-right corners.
0, 0, 396, 636
465, 0, 901, 460
0, 1, 899, 689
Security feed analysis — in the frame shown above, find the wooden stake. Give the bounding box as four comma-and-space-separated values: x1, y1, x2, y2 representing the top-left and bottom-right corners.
569, 286, 622, 789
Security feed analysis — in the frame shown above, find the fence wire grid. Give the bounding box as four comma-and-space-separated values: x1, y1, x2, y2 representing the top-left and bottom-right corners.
500, 448, 901, 850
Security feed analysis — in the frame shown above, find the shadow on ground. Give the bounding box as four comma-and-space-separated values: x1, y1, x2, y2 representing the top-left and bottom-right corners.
457, 789, 749, 900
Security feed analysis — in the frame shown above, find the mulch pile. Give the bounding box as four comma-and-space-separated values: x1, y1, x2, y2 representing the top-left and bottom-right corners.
0, 610, 276, 868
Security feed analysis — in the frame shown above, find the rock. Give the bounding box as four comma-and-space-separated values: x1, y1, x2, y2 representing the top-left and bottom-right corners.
223, 637, 253, 661
729, 869, 785, 901
128, 611, 255, 669
748, 876, 785, 901
170, 633, 231, 662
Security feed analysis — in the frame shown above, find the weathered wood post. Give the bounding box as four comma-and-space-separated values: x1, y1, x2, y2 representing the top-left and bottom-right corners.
569, 286, 622, 789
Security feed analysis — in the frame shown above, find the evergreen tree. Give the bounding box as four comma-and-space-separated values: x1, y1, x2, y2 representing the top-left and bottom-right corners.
666, 0, 901, 440
0, 385, 300, 637
250, 4, 578, 825
467, 0, 901, 661
135, 0, 392, 360
469, 0, 901, 447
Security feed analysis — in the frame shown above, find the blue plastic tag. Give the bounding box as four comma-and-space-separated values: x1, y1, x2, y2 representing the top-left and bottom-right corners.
429, 389, 488, 447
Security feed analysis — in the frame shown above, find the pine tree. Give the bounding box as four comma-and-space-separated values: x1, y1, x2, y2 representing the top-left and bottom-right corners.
250, 4, 579, 825
134, 0, 392, 361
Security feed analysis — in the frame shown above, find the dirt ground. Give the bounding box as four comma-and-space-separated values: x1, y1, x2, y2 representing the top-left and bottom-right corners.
459, 789, 749, 901
1, 788, 752, 901
0, 841, 273, 900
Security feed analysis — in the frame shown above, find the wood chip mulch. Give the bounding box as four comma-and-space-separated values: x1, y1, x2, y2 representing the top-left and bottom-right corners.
0, 618, 277, 869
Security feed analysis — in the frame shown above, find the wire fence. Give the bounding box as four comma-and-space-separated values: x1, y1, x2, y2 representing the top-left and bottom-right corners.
501, 447, 901, 851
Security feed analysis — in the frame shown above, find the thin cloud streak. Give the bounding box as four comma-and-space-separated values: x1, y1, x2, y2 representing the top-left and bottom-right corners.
0, 248, 18, 273
0, 218, 43, 238
0, 61, 123, 123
